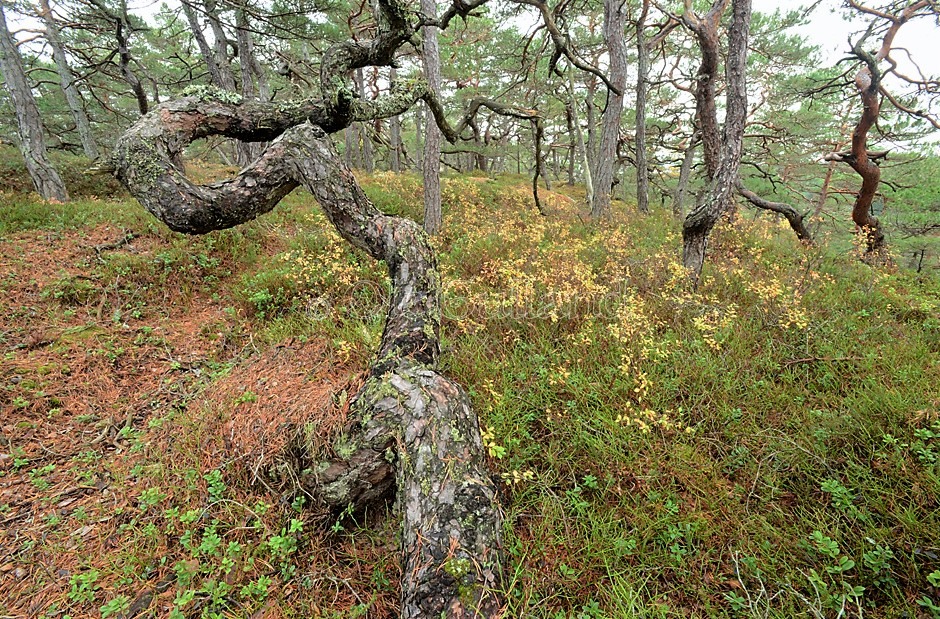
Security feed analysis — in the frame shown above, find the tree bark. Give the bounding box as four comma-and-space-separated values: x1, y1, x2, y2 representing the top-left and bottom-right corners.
39, 0, 99, 160
109, 93, 504, 618
566, 103, 576, 186
681, 0, 729, 182
389, 67, 402, 172
682, 0, 750, 285
585, 77, 597, 175
235, 3, 268, 165
673, 131, 699, 217
829, 1, 930, 257
736, 182, 812, 243
415, 103, 424, 171
356, 68, 375, 172
0, 5, 69, 201
203, 0, 237, 91
346, 123, 360, 167
568, 70, 594, 212
635, 0, 651, 214
114, 11, 149, 116
591, 0, 627, 220
421, 0, 442, 235
845, 57, 886, 254
181, 0, 227, 90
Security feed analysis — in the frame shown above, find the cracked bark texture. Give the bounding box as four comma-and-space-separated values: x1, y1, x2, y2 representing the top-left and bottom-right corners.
0, 5, 69, 201
110, 92, 504, 617
590, 0, 626, 220
681, 0, 750, 285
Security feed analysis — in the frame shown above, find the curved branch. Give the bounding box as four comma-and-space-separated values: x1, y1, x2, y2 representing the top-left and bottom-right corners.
515, 0, 622, 95
736, 182, 813, 243
422, 93, 548, 214
878, 85, 940, 130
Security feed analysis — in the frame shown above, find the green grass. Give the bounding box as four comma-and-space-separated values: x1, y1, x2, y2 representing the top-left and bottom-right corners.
1, 167, 938, 618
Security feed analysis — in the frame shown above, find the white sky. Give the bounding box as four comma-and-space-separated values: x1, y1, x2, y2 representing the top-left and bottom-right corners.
22, 0, 939, 80
758, 0, 939, 76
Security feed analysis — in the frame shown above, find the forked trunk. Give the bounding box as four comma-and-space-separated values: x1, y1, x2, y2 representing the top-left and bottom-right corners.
681, 0, 750, 285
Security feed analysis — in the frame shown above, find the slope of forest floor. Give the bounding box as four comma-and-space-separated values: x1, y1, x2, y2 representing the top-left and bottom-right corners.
0, 166, 939, 619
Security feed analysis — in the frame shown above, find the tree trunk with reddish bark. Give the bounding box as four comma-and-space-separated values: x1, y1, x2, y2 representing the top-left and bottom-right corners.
826, 0, 932, 258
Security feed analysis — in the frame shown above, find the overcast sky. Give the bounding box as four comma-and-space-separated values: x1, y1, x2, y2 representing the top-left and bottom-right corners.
758, 0, 938, 77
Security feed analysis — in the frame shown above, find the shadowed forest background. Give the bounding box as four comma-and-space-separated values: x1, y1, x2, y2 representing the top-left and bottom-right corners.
0, 0, 939, 617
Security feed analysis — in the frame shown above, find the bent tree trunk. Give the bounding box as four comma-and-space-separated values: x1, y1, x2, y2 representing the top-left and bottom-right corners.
682, 0, 750, 285
840, 52, 887, 256
110, 94, 503, 617
0, 5, 69, 201
827, 1, 931, 258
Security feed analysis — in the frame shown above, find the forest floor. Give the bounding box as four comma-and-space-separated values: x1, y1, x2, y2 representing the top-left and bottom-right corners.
0, 166, 939, 619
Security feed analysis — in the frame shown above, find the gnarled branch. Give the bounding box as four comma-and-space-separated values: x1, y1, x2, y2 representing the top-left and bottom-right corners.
736, 182, 813, 243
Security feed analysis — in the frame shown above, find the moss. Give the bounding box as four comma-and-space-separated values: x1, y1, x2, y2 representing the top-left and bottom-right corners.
333, 434, 358, 459
442, 557, 472, 580
423, 320, 437, 342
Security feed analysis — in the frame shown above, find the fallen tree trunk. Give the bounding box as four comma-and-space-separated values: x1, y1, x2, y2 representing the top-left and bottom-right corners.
110, 93, 504, 617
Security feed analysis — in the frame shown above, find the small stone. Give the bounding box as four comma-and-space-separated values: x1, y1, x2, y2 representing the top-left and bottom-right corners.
13, 567, 27, 579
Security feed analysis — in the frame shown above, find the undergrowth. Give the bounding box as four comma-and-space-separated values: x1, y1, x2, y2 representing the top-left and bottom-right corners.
0, 168, 938, 618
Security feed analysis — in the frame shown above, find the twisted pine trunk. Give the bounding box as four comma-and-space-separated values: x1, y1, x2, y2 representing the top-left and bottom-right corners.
681, 0, 750, 285
110, 94, 503, 617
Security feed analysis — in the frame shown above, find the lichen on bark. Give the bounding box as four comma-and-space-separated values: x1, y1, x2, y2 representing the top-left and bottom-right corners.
110, 96, 504, 617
